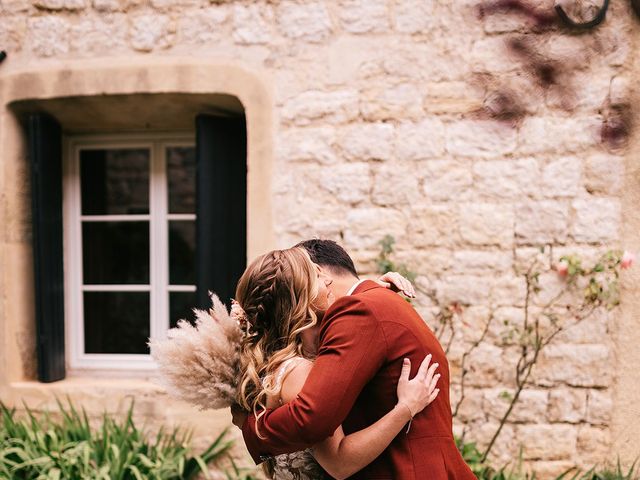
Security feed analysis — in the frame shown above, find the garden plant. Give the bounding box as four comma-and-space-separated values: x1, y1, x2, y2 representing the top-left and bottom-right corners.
376, 235, 637, 480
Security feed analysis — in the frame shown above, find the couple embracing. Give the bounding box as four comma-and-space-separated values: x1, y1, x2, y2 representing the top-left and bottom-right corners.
231, 239, 475, 479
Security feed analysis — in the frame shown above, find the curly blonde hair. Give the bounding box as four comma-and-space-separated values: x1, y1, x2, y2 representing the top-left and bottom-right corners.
235, 247, 320, 439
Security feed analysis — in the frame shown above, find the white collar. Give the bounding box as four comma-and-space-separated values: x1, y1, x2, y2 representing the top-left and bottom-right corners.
346, 279, 366, 296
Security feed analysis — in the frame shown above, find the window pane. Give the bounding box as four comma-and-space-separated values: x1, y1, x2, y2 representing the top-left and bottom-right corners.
83, 222, 149, 284
169, 291, 197, 328
80, 148, 149, 215
167, 146, 196, 214
169, 221, 195, 285
84, 292, 150, 354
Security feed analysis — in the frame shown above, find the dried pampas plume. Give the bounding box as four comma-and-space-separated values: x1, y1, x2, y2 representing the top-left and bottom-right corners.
149, 293, 243, 410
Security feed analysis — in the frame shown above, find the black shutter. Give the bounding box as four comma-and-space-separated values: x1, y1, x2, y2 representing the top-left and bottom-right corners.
27, 113, 65, 382
195, 114, 247, 308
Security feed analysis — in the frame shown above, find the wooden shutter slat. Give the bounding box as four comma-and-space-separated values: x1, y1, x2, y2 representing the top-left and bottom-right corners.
27, 113, 66, 382
195, 114, 247, 308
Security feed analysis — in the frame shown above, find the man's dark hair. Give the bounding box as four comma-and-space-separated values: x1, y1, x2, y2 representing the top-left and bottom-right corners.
296, 239, 358, 278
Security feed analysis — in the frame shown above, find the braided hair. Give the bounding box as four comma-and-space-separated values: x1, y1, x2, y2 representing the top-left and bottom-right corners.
235, 247, 321, 438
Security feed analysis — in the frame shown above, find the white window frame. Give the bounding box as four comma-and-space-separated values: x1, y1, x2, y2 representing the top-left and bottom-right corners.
63, 133, 196, 371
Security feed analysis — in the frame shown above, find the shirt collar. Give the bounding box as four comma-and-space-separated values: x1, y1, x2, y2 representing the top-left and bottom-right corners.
346, 279, 366, 296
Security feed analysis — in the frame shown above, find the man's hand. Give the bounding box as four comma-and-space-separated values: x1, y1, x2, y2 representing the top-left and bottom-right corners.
231, 403, 248, 429
376, 272, 416, 298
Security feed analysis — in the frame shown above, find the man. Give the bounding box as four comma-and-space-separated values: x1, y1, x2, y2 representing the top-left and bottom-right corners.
237, 239, 475, 479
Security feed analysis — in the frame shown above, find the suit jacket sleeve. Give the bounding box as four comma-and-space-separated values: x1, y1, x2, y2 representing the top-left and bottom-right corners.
241, 296, 387, 463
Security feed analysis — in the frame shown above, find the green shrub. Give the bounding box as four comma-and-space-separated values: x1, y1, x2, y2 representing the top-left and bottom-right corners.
457, 437, 638, 480
557, 461, 638, 480
456, 437, 532, 480
0, 400, 235, 480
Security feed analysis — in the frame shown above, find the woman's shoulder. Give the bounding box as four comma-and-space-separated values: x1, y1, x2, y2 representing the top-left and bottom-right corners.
279, 356, 313, 404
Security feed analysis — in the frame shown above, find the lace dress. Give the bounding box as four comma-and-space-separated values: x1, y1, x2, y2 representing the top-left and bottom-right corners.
266, 358, 330, 480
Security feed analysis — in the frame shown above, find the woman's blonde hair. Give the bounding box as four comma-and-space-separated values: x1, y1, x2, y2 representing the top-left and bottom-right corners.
235, 247, 320, 439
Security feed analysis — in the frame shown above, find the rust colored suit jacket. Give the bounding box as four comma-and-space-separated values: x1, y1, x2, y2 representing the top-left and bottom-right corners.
241, 280, 475, 479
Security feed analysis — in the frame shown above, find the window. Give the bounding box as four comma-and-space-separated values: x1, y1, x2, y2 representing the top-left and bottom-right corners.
27, 111, 247, 381
64, 135, 198, 370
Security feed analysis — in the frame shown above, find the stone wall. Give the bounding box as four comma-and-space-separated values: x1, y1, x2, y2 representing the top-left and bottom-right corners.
1, 0, 638, 477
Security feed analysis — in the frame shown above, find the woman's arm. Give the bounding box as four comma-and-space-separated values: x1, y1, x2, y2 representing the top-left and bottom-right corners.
280, 356, 440, 480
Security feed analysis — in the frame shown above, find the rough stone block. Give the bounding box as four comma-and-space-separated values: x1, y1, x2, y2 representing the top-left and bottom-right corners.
471, 37, 517, 73
33, 0, 85, 10
276, 1, 332, 42
585, 154, 623, 195
563, 69, 612, 111
541, 157, 582, 198
464, 343, 505, 387
515, 201, 569, 245
130, 14, 175, 51
0, 14, 25, 52
320, 162, 371, 205
151, 0, 201, 9
459, 203, 515, 247
1, 0, 31, 12
339, 0, 388, 34
576, 425, 610, 462
514, 247, 549, 274
446, 120, 517, 158
404, 248, 454, 276
586, 389, 612, 425
407, 205, 461, 247
395, 119, 446, 161
27, 15, 70, 56
490, 275, 527, 307
70, 14, 127, 53
490, 306, 525, 344
450, 385, 485, 422
472, 422, 518, 464
282, 90, 360, 126
337, 122, 394, 161
548, 388, 587, 423
485, 388, 549, 424
554, 310, 610, 345
450, 250, 513, 274
361, 82, 425, 121
343, 208, 407, 250
455, 305, 492, 343
423, 160, 474, 202
572, 197, 620, 243
394, 0, 435, 34
609, 75, 629, 105
482, 12, 525, 33
517, 424, 578, 460
473, 158, 541, 200
92, 0, 120, 11
232, 3, 272, 45
531, 461, 578, 479
518, 116, 598, 155
278, 127, 337, 164
435, 275, 493, 306
537, 344, 610, 388
371, 163, 421, 206
179, 6, 229, 44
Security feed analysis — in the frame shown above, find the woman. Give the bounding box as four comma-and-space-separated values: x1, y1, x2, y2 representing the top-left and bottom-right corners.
234, 247, 440, 479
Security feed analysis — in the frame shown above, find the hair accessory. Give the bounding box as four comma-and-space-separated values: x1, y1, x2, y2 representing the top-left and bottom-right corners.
230, 299, 250, 335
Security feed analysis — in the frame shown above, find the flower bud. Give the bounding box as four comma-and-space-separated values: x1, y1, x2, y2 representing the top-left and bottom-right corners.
621, 251, 635, 269
556, 260, 569, 277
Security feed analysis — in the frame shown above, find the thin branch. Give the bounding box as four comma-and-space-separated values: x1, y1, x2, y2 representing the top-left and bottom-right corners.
453, 314, 495, 418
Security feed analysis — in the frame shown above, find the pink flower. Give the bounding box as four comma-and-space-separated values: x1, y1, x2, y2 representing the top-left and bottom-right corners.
556, 260, 569, 277
621, 251, 635, 269
448, 302, 464, 315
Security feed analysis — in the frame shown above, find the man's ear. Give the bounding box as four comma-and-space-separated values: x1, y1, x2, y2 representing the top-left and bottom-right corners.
315, 264, 334, 287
